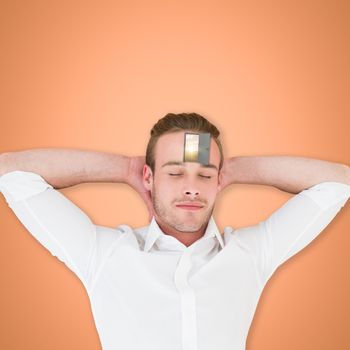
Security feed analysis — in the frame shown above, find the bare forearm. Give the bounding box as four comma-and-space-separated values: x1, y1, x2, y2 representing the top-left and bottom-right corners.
223, 155, 350, 194
0, 148, 130, 189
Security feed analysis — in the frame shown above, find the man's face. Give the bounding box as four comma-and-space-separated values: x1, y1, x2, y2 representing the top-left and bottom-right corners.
143, 130, 222, 233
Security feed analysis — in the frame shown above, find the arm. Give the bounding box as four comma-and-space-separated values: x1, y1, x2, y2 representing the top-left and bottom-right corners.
0, 148, 130, 188
0, 149, 153, 218
0, 149, 130, 290
0, 148, 154, 287
220, 156, 350, 285
219, 155, 350, 193
0, 149, 151, 290
232, 180, 350, 286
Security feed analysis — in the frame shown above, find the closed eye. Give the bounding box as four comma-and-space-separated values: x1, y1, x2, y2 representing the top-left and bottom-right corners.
169, 173, 211, 179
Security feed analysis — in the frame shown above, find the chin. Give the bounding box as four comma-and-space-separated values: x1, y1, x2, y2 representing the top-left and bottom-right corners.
173, 218, 206, 232
173, 224, 202, 233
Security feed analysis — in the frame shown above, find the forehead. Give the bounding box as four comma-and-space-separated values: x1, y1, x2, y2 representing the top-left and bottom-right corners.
154, 130, 221, 169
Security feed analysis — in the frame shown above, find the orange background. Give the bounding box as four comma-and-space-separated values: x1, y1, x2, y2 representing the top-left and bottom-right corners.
0, 0, 349, 349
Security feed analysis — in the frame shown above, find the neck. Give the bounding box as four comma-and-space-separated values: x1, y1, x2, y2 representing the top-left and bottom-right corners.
154, 215, 208, 247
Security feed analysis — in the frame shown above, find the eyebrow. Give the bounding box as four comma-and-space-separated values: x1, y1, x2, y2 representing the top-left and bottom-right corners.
161, 161, 218, 171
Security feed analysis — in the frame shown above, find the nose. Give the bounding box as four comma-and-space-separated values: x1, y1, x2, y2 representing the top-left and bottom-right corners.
183, 184, 200, 199
184, 190, 199, 198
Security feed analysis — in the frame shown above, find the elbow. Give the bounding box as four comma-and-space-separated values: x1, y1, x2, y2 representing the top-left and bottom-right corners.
0, 151, 19, 177
341, 163, 350, 186
0, 152, 12, 176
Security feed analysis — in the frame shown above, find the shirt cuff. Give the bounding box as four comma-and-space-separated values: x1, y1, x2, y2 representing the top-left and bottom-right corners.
0, 170, 53, 202
301, 181, 350, 210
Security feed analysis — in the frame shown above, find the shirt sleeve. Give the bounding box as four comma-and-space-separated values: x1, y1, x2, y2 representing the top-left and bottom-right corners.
0, 170, 98, 290
233, 181, 350, 287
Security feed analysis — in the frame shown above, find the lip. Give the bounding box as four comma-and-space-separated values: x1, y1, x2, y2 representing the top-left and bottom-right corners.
175, 202, 204, 211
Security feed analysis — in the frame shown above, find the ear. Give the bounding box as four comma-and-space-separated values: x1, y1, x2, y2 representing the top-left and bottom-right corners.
142, 164, 153, 191
216, 170, 223, 193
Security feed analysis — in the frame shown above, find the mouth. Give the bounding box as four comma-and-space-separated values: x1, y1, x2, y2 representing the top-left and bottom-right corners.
175, 204, 204, 211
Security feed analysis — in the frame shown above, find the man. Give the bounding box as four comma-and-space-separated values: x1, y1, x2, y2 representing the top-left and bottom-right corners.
0, 112, 349, 350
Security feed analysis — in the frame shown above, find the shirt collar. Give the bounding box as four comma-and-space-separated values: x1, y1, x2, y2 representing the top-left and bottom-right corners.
143, 216, 225, 252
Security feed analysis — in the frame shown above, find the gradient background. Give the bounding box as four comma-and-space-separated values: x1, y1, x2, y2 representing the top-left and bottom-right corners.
0, 0, 349, 349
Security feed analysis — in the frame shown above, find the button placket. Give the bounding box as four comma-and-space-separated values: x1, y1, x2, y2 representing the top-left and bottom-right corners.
174, 244, 198, 350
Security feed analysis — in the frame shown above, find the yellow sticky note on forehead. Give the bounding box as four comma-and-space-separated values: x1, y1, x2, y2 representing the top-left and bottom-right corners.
183, 132, 211, 165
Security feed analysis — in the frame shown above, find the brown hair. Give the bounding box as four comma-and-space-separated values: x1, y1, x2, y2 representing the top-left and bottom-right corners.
146, 112, 224, 173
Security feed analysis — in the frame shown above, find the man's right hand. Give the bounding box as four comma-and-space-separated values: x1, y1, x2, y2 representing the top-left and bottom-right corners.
126, 156, 154, 222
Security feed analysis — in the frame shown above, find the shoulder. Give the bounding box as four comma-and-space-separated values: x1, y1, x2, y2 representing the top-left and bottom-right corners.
94, 223, 149, 248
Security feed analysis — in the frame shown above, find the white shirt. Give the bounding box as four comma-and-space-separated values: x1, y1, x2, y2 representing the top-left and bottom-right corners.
1, 170, 350, 350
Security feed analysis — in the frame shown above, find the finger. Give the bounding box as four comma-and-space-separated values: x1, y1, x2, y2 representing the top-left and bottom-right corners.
147, 201, 154, 222
147, 197, 154, 222
147, 198, 154, 220
138, 189, 154, 219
